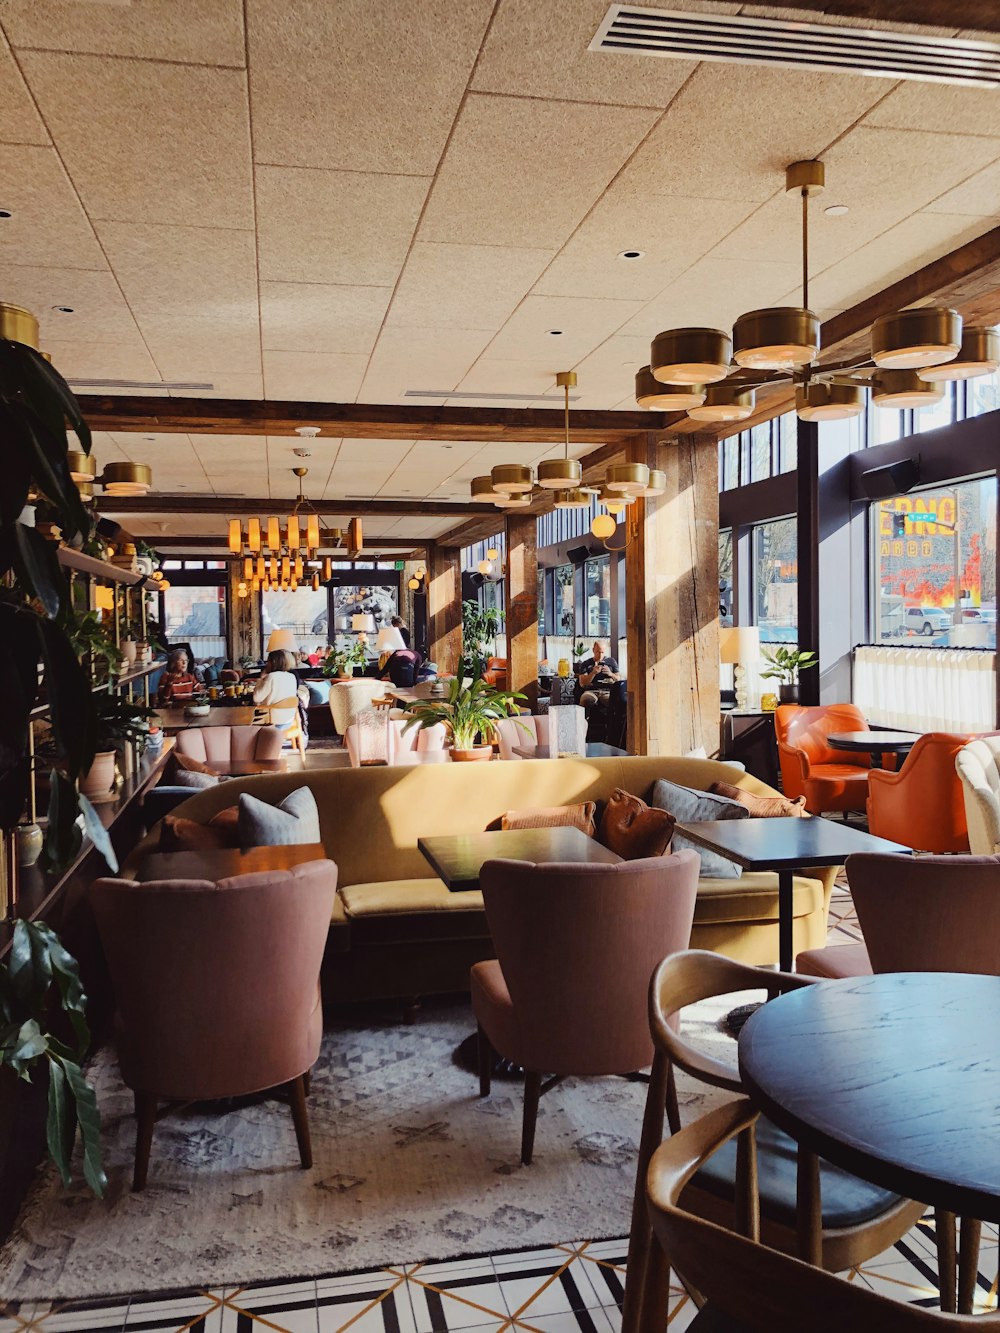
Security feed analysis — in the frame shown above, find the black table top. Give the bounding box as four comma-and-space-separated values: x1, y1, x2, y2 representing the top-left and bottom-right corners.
512, 743, 628, 759
827, 730, 920, 752
418, 826, 621, 892
739, 973, 1000, 1221
673, 815, 911, 869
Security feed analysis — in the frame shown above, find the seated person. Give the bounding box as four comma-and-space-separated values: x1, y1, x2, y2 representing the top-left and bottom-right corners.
253, 649, 299, 728
574, 640, 621, 714
156, 648, 200, 705
390, 616, 411, 648
306, 644, 325, 667
379, 647, 423, 689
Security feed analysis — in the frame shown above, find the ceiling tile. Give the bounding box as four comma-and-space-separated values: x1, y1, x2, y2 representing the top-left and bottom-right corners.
863, 80, 1000, 140
481, 294, 643, 362
263, 351, 369, 402
0, 31, 48, 145
0, 265, 142, 343
359, 325, 494, 402
260, 282, 391, 355
246, 0, 494, 173
0, 144, 106, 269
386, 242, 553, 331
46, 338, 160, 386
169, 373, 264, 398
1, 0, 246, 64
619, 255, 807, 340
456, 358, 564, 397
923, 158, 1000, 218
534, 189, 759, 300
97, 221, 260, 375
19, 52, 253, 228
419, 93, 658, 249
255, 166, 429, 286
617, 62, 894, 203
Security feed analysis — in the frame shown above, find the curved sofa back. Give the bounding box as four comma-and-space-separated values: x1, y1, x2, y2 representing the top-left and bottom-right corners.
138, 756, 776, 889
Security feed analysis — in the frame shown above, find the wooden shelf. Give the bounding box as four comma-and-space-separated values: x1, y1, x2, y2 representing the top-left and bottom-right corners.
56, 546, 158, 590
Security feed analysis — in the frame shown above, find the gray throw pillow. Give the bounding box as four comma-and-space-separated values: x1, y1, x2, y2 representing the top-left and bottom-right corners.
238, 786, 322, 848
172, 769, 219, 789
650, 778, 748, 879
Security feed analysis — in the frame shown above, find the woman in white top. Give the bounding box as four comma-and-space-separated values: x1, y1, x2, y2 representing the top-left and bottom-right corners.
253, 649, 299, 729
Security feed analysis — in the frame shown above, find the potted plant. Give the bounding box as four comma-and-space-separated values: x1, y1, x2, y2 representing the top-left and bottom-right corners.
62, 609, 123, 683
461, 599, 502, 681
404, 676, 527, 761
573, 640, 587, 663
120, 618, 143, 668
322, 645, 353, 682
760, 646, 819, 704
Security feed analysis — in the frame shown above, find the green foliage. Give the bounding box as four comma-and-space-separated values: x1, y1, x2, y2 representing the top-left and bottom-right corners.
92, 693, 158, 750
62, 610, 122, 680
1, 919, 106, 1197
461, 599, 502, 679
760, 646, 819, 683
573, 640, 586, 659
404, 675, 528, 750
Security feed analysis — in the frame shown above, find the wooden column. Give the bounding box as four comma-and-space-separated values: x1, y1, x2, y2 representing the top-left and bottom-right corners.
625, 431, 720, 755
428, 542, 463, 675
504, 512, 539, 711
228, 562, 260, 662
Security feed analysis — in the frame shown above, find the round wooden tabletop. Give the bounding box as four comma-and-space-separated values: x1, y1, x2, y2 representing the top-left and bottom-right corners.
826, 730, 919, 752
739, 973, 1000, 1221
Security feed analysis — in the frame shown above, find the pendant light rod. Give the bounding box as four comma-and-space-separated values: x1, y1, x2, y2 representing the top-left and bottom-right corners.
556, 370, 576, 461
802, 187, 809, 312
785, 159, 825, 314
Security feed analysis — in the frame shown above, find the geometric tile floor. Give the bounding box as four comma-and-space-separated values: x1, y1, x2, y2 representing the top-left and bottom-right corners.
2, 878, 997, 1332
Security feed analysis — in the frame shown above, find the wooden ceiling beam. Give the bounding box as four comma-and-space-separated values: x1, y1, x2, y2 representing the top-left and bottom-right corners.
701, 0, 1000, 32
96, 494, 493, 518
77, 395, 659, 444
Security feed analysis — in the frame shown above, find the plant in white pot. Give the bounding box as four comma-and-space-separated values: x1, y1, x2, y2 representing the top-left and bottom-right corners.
404, 676, 527, 761
119, 619, 144, 669
760, 646, 818, 704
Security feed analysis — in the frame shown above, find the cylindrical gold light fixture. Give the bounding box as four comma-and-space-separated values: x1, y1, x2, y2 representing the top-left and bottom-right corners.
256, 555, 265, 580
591, 513, 616, 540
228, 518, 242, 553
77, 482, 94, 501
733, 308, 819, 370
311, 572, 320, 591
916, 326, 1000, 382
293, 554, 304, 581
687, 384, 756, 423
872, 370, 946, 409
635, 366, 707, 410
101, 462, 153, 495
553, 488, 590, 509
871, 307, 961, 370
287, 514, 300, 552
644, 468, 667, 497
243, 556, 253, 579
323, 557, 332, 582
281, 555, 290, 583
247, 517, 261, 552
537, 457, 582, 489
471, 475, 495, 502
491, 463, 533, 494
307, 514, 320, 551
794, 382, 865, 422
492, 492, 531, 508
267, 516, 280, 552
598, 485, 635, 511
651, 328, 731, 384
0, 303, 39, 350
67, 451, 97, 483
605, 463, 650, 495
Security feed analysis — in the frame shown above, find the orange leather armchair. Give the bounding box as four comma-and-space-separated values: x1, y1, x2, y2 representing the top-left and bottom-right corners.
867, 732, 972, 852
91, 858, 337, 1190
774, 703, 871, 814
481, 656, 507, 687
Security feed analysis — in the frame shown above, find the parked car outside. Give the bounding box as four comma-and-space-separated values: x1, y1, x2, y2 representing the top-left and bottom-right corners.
905, 605, 951, 636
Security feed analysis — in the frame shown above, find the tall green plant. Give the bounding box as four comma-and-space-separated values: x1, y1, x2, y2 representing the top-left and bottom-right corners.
404, 676, 527, 750
461, 599, 501, 679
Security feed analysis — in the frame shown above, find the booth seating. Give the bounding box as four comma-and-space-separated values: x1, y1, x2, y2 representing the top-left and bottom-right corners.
128, 757, 839, 1006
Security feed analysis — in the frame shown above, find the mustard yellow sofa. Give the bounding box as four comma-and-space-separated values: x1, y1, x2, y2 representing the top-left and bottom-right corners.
131, 756, 836, 1004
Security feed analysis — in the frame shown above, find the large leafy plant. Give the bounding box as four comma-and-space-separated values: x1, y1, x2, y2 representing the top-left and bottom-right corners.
760, 646, 819, 684
461, 599, 502, 680
404, 676, 527, 750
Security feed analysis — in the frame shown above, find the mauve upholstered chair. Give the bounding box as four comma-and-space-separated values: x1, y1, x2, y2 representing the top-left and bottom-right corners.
496, 714, 548, 760
90, 858, 337, 1190
175, 724, 284, 767
472, 851, 700, 1164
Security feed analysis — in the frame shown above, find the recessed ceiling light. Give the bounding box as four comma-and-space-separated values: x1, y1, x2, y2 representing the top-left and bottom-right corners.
617, 249, 645, 260
547, 329, 563, 336
0, 209, 12, 219
824, 204, 849, 217
53, 305, 74, 314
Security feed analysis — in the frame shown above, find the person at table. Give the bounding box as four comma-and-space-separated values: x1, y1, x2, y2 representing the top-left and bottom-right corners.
253, 649, 299, 728
157, 648, 199, 706
575, 641, 620, 715
306, 644, 325, 667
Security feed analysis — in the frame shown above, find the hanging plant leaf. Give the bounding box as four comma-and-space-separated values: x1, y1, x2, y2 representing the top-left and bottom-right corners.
0, 400, 88, 540
77, 792, 119, 877
8, 917, 53, 1009
7, 340, 92, 455
38, 616, 96, 781
0, 605, 41, 832
42, 771, 82, 871
14, 522, 64, 619
7, 1017, 47, 1078
59, 1054, 106, 1197
0, 446, 31, 531
44, 1056, 75, 1187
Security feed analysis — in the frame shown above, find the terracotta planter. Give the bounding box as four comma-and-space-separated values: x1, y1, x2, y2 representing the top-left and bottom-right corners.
450, 745, 493, 762
79, 750, 117, 798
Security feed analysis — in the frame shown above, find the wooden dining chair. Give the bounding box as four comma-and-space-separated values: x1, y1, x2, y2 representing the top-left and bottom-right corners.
265, 696, 307, 761
622, 950, 927, 1333
639, 1097, 991, 1332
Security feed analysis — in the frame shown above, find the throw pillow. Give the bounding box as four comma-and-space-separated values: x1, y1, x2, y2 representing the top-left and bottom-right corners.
159, 806, 239, 852
238, 786, 322, 848
650, 778, 748, 879
710, 781, 808, 818
165, 750, 217, 780
500, 802, 597, 836
171, 769, 219, 789
598, 788, 675, 860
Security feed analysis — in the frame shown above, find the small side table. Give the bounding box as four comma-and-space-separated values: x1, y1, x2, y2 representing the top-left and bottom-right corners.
721, 710, 779, 788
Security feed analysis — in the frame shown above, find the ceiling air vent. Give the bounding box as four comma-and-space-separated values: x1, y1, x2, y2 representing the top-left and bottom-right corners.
66, 378, 214, 391
589, 4, 1000, 88
404, 389, 581, 402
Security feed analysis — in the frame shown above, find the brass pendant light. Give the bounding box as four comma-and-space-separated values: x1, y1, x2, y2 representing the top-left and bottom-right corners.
794, 382, 865, 422
553, 488, 591, 509
644, 469, 667, 497
67, 451, 97, 484
871, 371, 946, 409
492, 492, 531, 508
0, 302, 39, 350
537, 371, 583, 489
635, 366, 706, 410
606, 462, 650, 495
871, 307, 962, 370
733, 307, 819, 371
101, 462, 153, 495
490, 463, 533, 494
687, 384, 756, 423
650, 328, 732, 385
916, 326, 1000, 382
471, 475, 496, 502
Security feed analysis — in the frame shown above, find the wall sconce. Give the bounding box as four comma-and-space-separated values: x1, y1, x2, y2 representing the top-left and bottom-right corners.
589, 512, 632, 552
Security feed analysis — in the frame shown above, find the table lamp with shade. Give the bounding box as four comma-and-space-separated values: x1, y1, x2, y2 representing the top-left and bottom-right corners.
375, 625, 407, 668
266, 628, 296, 656
719, 626, 760, 710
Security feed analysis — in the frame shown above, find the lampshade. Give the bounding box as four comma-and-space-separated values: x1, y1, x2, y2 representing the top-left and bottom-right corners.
267, 516, 280, 551
635, 366, 706, 410
644, 468, 667, 497
478, 558, 492, 574
553, 488, 591, 509
101, 462, 152, 495
733, 307, 819, 370
916, 326, 1000, 382
243, 556, 253, 579
537, 458, 583, 489
408, 576, 420, 590
492, 492, 531, 508
267, 628, 296, 653
67, 451, 96, 483
352, 613, 377, 634
605, 463, 650, 495
491, 463, 533, 494
228, 518, 242, 553
471, 475, 495, 502
719, 626, 760, 664
651, 328, 731, 385
306, 513, 320, 551
598, 486, 635, 511
871, 370, 946, 409
591, 513, 616, 540
287, 513, 300, 551
375, 627, 407, 653
871, 307, 961, 370
687, 384, 756, 423
794, 382, 865, 422
247, 517, 261, 552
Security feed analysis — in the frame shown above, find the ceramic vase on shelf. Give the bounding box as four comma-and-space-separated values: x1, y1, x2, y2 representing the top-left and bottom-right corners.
15, 822, 43, 867
79, 751, 117, 799
121, 639, 137, 667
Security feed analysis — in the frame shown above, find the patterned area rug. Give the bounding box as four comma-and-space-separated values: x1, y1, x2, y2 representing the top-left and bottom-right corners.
0, 996, 741, 1302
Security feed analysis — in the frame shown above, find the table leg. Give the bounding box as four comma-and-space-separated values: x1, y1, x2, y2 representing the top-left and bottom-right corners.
779, 867, 794, 974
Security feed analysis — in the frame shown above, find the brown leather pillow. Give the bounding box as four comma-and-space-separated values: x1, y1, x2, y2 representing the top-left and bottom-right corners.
499, 802, 597, 836
165, 750, 218, 780
598, 788, 675, 860
710, 781, 808, 818
159, 806, 240, 852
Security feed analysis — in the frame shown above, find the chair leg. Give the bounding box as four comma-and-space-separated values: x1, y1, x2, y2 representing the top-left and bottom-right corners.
287, 1074, 312, 1169
477, 1023, 493, 1098
665, 1060, 681, 1137
132, 1092, 157, 1193
958, 1217, 982, 1315
623, 1052, 670, 1333
521, 1070, 542, 1165
636, 1232, 672, 1333
936, 1209, 957, 1313
302, 1068, 311, 1098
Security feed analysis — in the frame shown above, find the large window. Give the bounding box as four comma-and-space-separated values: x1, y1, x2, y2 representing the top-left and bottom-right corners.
554, 564, 574, 637
753, 517, 797, 642
262, 587, 330, 656
162, 585, 227, 661
584, 554, 611, 638
871, 477, 996, 649
719, 529, 733, 625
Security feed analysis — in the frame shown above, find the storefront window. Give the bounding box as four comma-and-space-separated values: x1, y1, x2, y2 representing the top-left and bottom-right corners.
912, 383, 956, 436
555, 564, 574, 637
719, 529, 733, 625
162, 585, 227, 661
750, 422, 772, 482
584, 555, 611, 638
537, 567, 546, 638
262, 587, 330, 657
968, 366, 1000, 418
753, 517, 797, 642
871, 477, 996, 649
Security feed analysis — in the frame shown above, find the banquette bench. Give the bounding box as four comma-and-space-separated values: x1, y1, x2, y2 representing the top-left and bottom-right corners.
128, 756, 837, 1005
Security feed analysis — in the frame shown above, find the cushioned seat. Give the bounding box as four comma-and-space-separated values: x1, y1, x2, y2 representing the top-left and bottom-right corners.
795, 941, 872, 979
692, 1114, 902, 1231
775, 704, 873, 815
692, 873, 823, 926
340, 878, 483, 915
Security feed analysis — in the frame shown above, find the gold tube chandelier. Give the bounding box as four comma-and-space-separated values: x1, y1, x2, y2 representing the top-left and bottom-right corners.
227, 468, 344, 565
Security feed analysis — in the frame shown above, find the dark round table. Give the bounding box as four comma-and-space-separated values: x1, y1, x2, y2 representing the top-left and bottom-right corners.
738, 972, 1000, 1223
826, 730, 920, 769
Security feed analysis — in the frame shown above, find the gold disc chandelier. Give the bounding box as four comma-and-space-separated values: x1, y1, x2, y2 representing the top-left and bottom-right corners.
228, 467, 341, 594
636, 160, 1000, 425
472, 371, 666, 514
